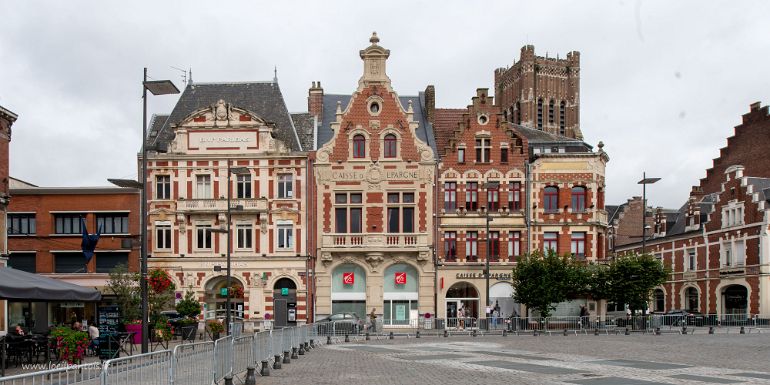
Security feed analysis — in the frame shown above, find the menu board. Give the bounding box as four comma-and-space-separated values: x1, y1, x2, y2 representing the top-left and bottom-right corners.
98, 306, 120, 335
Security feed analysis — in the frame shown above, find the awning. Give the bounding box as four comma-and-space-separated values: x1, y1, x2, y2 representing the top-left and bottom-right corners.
0, 268, 102, 301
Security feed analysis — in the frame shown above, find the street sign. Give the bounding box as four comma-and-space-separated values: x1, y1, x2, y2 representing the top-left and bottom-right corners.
220, 288, 228, 296
214, 265, 222, 272
281, 288, 289, 296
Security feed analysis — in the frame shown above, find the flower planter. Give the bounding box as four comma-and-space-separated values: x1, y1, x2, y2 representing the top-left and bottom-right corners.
125, 323, 143, 344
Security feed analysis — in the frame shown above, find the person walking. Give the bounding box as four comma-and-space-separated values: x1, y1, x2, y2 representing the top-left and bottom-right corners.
369, 308, 377, 333
580, 305, 590, 329
458, 307, 465, 329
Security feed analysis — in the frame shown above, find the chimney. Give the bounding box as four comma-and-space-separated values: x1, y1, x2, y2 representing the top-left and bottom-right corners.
308, 81, 324, 121
424, 85, 435, 124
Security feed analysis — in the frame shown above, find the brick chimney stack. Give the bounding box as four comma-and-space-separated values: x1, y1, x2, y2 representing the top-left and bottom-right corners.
308, 81, 324, 121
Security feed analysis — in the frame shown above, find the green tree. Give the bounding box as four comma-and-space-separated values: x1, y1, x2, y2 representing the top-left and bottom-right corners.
107, 264, 141, 323
607, 254, 670, 313
176, 289, 202, 318
511, 250, 586, 318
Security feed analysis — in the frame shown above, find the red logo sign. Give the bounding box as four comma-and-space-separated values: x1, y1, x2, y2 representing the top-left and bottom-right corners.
342, 272, 355, 285
395, 272, 407, 285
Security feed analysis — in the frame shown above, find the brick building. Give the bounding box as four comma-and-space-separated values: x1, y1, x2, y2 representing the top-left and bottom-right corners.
310, 33, 437, 324
612, 103, 770, 316
6, 179, 139, 331
494, 45, 582, 139
145, 80, 313, 327
432, 85, 608, 319
0, 104, 18, 331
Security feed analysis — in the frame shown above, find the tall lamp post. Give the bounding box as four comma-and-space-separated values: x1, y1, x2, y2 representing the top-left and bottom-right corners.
483, 181, 499, 323
212, 160, 249, 335
638, 173, 660, 256
140, 69, 179, 353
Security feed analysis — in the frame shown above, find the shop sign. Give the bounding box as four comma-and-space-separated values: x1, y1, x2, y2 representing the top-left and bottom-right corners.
395, 272, 407, 285
62, 302, 84, 308
343, 272, 355, 285
281, 288, 289, 296
220, 288, 228, 296
455, 272, 512, 281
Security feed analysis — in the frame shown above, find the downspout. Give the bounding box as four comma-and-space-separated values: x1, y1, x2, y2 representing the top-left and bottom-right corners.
525, 159, 532, 255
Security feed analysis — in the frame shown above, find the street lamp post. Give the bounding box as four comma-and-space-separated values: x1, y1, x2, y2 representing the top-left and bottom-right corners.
638, 172, 661, 256
140, 69, 179, 353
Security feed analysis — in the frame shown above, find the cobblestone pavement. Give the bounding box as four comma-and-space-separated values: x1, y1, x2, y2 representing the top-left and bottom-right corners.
254, 333, 770, 385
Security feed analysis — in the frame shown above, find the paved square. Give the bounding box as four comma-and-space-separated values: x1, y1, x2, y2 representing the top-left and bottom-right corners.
473, 360, 586, 374
669, 374, 744, 383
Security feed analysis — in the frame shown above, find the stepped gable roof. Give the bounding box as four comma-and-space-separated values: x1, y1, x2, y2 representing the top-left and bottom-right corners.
432, 108, 466, 157
149, 82, 302, 151
291, 112, 315, 151
317, 92, 438, 157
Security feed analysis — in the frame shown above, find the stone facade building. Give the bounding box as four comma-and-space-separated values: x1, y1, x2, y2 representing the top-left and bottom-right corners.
310, 34, 437, 324
612, 103, 770, 316
0, 104, 18, 331
145, 81, 313, 327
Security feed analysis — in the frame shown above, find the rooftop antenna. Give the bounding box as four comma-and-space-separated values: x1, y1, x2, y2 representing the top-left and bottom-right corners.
273, 66, 278, 84
170, 66, 189, 85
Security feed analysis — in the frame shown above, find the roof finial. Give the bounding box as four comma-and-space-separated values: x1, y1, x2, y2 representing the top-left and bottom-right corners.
273, 66, 278, 84
370, 31, 379, 45
188, 68, 193, 84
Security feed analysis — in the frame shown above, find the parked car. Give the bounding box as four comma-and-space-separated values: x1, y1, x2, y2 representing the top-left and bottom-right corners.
664, 309, 706, 326
316, 313, 362, 335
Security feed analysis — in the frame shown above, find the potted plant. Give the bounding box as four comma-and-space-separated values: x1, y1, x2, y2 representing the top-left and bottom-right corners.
50, 327, 90, 364
148, 269, 175, 294
175, 289, 202, 340
153, 318, 172, 342
206, 320, 224, 340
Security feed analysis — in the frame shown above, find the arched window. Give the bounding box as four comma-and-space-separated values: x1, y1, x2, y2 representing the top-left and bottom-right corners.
654, 289, 665, 312
685, 287, 699, 312
353, 134, 366, 158
548, 99, 555, 124
384, 134, 397, 158
536, 98, 543, 129
544, 186, 558, 212
571, 186, 587, 212
559, 101, 566, 135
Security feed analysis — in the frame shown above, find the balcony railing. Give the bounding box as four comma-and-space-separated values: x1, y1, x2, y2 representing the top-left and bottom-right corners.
323, 233, 428, 248
175, 198, 268, 212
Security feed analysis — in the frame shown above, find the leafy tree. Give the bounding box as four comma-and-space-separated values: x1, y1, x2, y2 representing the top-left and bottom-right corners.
511, 250, 585, 318
606, 254, 670, 313
107, 264, 141, 323
176, 289, 202, 318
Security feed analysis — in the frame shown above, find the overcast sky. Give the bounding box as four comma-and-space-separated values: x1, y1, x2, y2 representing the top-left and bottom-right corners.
1, 1, 768, 208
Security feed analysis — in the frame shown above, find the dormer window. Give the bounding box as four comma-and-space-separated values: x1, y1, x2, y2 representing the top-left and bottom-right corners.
353, 134, 366, 158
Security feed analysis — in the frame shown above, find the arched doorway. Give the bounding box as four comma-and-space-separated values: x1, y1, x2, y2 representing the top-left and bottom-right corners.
684, 287, 699, 312
273, 278, 297, 327
383, 263, 419, 326
446, 282, 479, 328
204, 276, 244, 320
490, 282, 518, 318
653, 289, 665, 312
331, 263, 367, 317
722, 285, 748, 315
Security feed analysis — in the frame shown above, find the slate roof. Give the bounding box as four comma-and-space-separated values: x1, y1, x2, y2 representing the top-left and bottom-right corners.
291, 112, 315, 152
510, 124, 587, 146
316, 92, 438, 157
433, 108, 466, 157
148, 82, 303, 152
606, 204, 625, 224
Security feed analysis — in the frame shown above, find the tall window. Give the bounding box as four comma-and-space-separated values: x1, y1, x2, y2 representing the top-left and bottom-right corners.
277, 222, 293, 249
457, 147, 465, 163
475, 138, 491, 163
537, 98, 543, 129
444, 232, 457, 261
489, 231, 500, 261
236, 224, 253, 250
686, 287, 699, 312
195, 175, 212, 199
278, 174, 293, 198
335, 192, 363, 233
55, 214, 84, 235
508, 182, 522, 211
654, 289, 665, 312
544, 186, 559, 212
571, 232, 586, 258
735, 240, 746, 266
544, 232, 558, 254
353, 134, 366, 158
571, 186, 586, 212
688, 250, 696, 271
487, 183, 499, 211
155, 223, 172, 250
466, 182, 478, 211
559, 101, 566, 135
384, 134, 397, 158
500, 147, 508, 163
387, 192, 415, 233
466, 231, 478, 261
196, 224, 212, 250
237, 174, 252, 199
156, 175, 171, 200
508, 231, 521, 261
548, 99, 555, 124
444, 182, 457, 212
7, 213, 35, 235
96, 213, 129, 234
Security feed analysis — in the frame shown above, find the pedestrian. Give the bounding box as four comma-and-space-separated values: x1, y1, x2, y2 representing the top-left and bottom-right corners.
580, 305, 590, 329
369, 308, 377, 332
458, 307, 465, 329
88, 318, 100, 355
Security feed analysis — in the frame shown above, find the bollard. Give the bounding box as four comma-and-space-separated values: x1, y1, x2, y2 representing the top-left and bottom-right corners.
345, 334, 350, 343
244, 366, 257, 385
327, 335, 332, 345
310, 339, 315, 348
594, 328, 599, 336
365, 332, 370, 341
224, 375, 234, 385
472, 329, 477, 337
416, 331, 421, 338
624, 327, 630, 335
261, 360, 271, 376
389, 332, 394, 340
304, 342, 310, 351
709, 326, 714, 334
740, 326, 746, 334
533, 330, 539, 337
682, 326, 687, 335
502, 330, 507, 337
563, 329, 568, 336
655, 327, 660, 335
443, 330, 448, 338
292, 347, 299, 359
283, 350, 291, 364
299, 344, 305, 355
273, 355, 282, 370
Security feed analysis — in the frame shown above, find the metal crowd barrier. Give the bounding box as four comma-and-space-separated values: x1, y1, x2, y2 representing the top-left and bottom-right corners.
0, 362, 102, 385
231, 335, 253, 377
171, 341, 214, 385
101, 350, 172, 385
212, 336, 233, 384
253, 331, 272, 364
